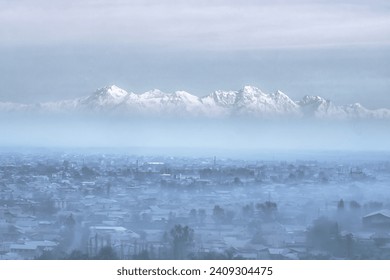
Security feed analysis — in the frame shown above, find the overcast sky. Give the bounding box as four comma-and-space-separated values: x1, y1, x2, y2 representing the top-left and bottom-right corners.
0, 0, 389, 108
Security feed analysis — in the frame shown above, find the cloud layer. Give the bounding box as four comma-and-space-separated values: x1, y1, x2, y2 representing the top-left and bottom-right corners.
1, 0, 389, 49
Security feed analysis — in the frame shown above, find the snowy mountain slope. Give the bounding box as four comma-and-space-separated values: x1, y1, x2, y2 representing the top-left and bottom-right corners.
200, 86, 301, 117
135, 89, 205, 116
298, 95, 344, 118
297, 95, 390, 120
80, 85, 131, 107
1, 85, 390, 120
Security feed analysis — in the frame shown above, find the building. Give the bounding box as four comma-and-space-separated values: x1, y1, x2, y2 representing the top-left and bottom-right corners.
363, 210, 390, 229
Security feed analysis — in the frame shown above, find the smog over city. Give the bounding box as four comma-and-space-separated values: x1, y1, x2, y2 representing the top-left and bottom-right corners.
1, 0, 390, 260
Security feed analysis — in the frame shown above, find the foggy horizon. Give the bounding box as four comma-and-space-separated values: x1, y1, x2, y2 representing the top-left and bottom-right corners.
1, 116, 389, 153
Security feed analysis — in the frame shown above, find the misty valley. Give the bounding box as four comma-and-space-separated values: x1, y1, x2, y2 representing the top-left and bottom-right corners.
1, 150, 390, 260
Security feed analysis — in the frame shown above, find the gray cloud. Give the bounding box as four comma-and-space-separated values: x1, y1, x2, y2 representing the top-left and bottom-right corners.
0, 0, 389, 49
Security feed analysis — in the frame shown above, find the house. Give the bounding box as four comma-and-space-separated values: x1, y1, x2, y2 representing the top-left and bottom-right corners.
9, 240, 58, 259
363, 210, 390, 229
88, 226, 140, 257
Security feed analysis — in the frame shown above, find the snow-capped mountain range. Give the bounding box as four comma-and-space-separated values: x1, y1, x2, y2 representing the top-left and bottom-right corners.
1, 85, 390, 120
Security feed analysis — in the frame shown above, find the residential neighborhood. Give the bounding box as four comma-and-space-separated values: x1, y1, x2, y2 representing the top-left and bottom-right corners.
1, 150, 390, 259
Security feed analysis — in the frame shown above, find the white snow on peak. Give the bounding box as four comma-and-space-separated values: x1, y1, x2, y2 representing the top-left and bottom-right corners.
140, 89, 167, 99
2, 85, 390, 120
104, 85, 129, 99
242, 85, 263, 94
174, 90, 196, 99
299, 95, 328, 105
206, 90, 237, 107
77, 85, 132, 110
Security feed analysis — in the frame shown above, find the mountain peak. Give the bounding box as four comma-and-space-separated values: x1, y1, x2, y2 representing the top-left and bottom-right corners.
273, 90, 290, 99
2, 85, 390, 120
300, 95, 328, 105
80, 85, 130, 107
141, 89, 167, 99
99, 85, 128, 99
241, 85, 263, 94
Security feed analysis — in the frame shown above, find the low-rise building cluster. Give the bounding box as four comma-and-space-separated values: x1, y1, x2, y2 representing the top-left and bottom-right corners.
0, 151, 389, 259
